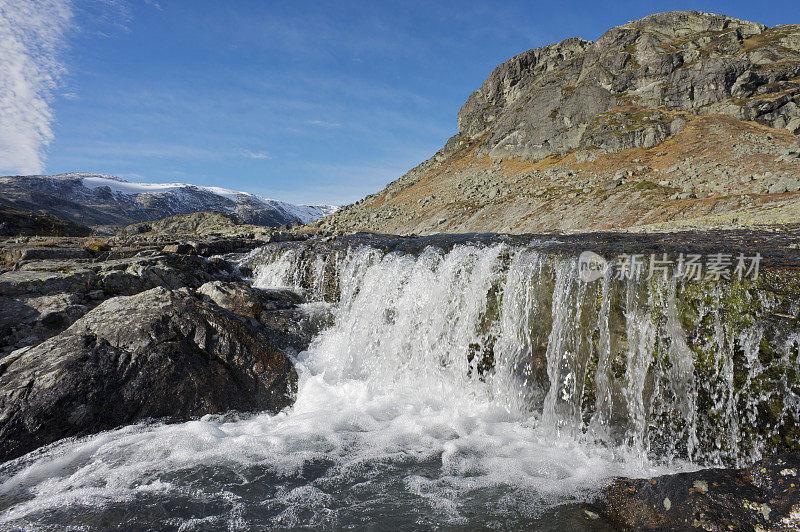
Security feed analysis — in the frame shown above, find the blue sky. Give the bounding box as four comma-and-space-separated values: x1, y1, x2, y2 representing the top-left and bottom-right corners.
5, 1, 800, 204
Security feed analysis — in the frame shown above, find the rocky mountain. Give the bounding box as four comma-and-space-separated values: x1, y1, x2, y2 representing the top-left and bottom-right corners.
0, 173, 337, 229
316, 11, 800, 234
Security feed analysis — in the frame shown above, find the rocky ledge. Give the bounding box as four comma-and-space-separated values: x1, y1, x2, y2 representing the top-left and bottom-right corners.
0, 218, 322, 463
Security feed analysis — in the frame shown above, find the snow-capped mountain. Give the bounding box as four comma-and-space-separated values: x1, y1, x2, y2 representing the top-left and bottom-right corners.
0, 173, 337, 228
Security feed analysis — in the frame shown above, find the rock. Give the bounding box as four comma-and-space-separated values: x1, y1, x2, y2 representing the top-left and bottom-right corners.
197, 280, 303, 315
597, 180, 618, 191
0, 286, 297, 463
87, 289, 105, 300
454, 11, 785, 161
672, 192, 697, 200
162, 242, 196, 254
0, 245, 238, 356
269, 231, 305, 243
196, 281, 329, 354
597, 454, 800, 530
670, 117, 687, 135
768, 176, 800, 194
0, 268, 97, 298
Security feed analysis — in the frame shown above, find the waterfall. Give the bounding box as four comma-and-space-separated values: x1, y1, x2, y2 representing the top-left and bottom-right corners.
1, 240, 797, 528
246, 242, 799, 468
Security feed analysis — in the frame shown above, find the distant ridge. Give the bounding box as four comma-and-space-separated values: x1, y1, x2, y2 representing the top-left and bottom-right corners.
0, 172, 337, 229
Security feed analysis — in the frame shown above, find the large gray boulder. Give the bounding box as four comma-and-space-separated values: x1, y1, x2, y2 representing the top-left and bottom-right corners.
0, 248, 235, 356
196, 280, 328, 354
0, 286, 297, 462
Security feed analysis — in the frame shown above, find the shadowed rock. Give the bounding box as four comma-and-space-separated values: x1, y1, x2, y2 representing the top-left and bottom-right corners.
0, 286, 297, 463
597, 454, 800, 530
197, 280, 329, 354
0, 206, 91, 237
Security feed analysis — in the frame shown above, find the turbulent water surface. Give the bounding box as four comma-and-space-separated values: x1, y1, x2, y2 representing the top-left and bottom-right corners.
1, 242, 797, 529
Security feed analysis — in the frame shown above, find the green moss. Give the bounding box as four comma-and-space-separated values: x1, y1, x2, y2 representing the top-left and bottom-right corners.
623, 45, 640, 70
633, 180, 660, 191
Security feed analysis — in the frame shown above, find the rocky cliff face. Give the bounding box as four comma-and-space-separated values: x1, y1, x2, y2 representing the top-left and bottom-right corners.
317, 11, 800, 234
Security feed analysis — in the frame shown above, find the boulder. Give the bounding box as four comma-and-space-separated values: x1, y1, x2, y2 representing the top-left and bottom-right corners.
0, 286, 297, 462
162, 242, 197, 254
768, 176, 800, 194
197, 280, 326, 354
0, 250, 235, 356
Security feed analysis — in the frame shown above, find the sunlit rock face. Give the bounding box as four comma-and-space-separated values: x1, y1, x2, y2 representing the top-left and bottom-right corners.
457, 11, 798, 160
317, 11, 800, 235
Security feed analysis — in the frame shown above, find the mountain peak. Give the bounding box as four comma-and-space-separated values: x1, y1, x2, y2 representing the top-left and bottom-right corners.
317, 12, 800, 235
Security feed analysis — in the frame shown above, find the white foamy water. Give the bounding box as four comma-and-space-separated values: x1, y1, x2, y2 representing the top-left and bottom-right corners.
2, 242, 794, 529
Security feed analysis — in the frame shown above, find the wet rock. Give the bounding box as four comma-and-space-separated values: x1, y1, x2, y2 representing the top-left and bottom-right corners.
597, 454, 800, 530
197, 280, 304, 315
197, 280, 326, 354
0, 286, 297, 463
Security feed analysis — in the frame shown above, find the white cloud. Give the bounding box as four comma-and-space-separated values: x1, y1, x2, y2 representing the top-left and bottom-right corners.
0, 0, 72, 175
243, 149, 273, 160
306, 119, 341, 128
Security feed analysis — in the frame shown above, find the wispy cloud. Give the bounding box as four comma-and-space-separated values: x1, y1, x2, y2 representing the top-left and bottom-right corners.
0, 0, 73, 174
306, 119, 341, 128
242, 149, 273, 160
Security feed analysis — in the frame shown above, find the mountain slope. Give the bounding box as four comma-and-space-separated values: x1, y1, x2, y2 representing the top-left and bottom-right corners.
0, 173, 337, 229
0, 206, 91, 237
316, 11, 800, 234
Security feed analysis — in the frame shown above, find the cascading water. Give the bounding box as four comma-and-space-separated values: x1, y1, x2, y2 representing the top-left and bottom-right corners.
246, 242, 799, 466
0, 242, 798, 529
